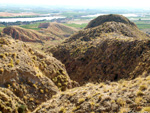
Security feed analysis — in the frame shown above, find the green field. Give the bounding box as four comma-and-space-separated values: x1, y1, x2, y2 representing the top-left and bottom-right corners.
0, 27, 4, 32
19, 20, 51, 30
133, 20, 150, 30
63, 23, 87, 29
136, 24, 150, 29
133, 21, 150, 29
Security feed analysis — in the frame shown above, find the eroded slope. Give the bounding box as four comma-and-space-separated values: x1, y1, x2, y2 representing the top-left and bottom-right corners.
39, 22, 78, 40
49, 15, 150, 85
2, 26, 49, 43
0, 37, 76, 111
33, 75, 150, 113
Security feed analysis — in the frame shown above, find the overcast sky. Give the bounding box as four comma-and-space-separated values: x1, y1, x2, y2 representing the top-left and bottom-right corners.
0, 0, 150, 8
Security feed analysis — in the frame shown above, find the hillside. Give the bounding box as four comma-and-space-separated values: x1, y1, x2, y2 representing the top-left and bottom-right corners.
2, 23, 78, 50
0, 87, 28, 113
38, 22, 78, 40
33, 75, 150, 113
0, 36, 78, 111
2, 26, 49, 43
49, 14, 150, 85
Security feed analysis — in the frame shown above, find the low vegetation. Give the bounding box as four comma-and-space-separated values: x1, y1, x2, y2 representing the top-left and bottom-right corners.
0, 37, 77, 111
49, 14, 150, 85
33, 75, 150, 113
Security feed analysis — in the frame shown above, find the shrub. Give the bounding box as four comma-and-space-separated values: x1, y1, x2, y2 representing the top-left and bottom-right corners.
78, 98, 85, 104
117, 98, 126, 106
0, 54, 6, 59
12, 53, 16, 58
0, 68, 4, 74
15, 60, 20, 65
59, 107, 66, 113
32, 56, 37, 60
141, 107, 150, 113
18, 105, 27, 113
136, 90, 144, 96
135, 97, 143, 104
40, 89, 44, 94
72, 106, 80, 111
8, 58, 14, 67
139, 85, 147, 91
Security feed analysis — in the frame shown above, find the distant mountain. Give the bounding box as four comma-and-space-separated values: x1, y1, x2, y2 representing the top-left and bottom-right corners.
49, 14, 150, 85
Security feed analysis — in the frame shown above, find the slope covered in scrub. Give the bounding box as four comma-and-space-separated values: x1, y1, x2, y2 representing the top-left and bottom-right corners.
0, 87, 28, 113
0, 36, 77, 111
49, 14, 150, 85
33, 75, 150, 113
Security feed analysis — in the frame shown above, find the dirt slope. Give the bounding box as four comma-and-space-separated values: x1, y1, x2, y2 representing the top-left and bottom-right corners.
38, 22, 78, 40
2, 26, 49, 43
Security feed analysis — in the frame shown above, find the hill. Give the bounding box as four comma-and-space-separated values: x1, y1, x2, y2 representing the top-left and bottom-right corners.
49, 14, 150, 85
2, 26, 49, 43
0, 36, 78, 111
85, 14, 137, 29
38, 22, 78, 40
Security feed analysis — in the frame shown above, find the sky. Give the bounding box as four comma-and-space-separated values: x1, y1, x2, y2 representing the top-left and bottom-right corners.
0, 0, 150, 8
